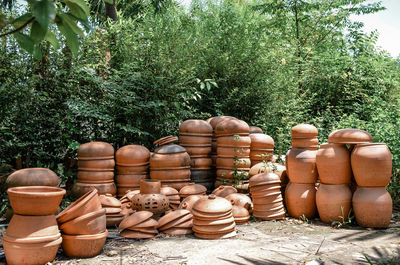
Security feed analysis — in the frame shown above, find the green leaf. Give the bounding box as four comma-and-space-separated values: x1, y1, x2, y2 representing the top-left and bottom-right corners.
32, 0, 56, 29
12, 13, 33, 28
30, 21, 47, 43
104, 0, 113, 4
14, 32, 34, 54
65, 0, 90, 17
66, 2, 88, 21
44, 30, 59, 50
33, 44, 42, 59
56, 16, 78, 55
58, 13, 84, 36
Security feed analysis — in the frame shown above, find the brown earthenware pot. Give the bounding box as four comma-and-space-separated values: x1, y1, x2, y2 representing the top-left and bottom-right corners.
62, 230, 108, 258
316, 143, 351, 184
250, 134, 274, 150
150, 168, 191, 180
119, 211, 154, 230
78, 171, 115, 183
179, 183, 207, 199
286, 148, 317, 183
212, 185, 237, 197
328, 129, 372, 144
179, 195, 207, 211
316, 184, 352, 224
6, 168, 59, 188
78, 142, 114, 160
225, 193, 252, 210
285, 182, 316, 219
179, 120, 213, 136
192, 194, 232, 214
115, 145, 150, 166
291, 137, 319, 150
60, 209, 106, 235
291, 124, 318, 138
72, 181, 116, 197
215, 119, 250, 137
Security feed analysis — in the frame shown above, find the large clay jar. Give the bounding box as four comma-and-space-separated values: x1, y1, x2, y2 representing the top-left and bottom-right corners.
351, 143, 392, 187
286, 148, 317, 183
179, 120, 213, 157
250, 134, 274, 166
316, 184, 352, 223
328, 129, 372, 144
285, 182, 316, 219
6, 168, 59, 188
291, 124, 318, 150
316, 143, 351, 184
352, 187, 392, 228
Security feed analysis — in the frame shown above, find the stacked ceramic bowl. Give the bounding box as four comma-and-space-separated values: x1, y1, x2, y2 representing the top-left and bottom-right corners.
56, 189, 108, 258
249, 173, 285, 220
157, 209, 193, 235
99, 194, 124, 227
231, 203, 250, 224
179, 120, 214, 192
285, 124, 318, 219
119, 211, 158, 239
179, 183, 207, 200
192, 195, 236, 239
3, 186, 66, 265
72, 142, 116, 197
115, 145, 150, 197
249, 133, 275, 166
161, 186, 181, 210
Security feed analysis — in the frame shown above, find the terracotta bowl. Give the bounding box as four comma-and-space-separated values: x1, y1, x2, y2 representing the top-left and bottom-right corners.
62, 230, 108, 258
7, 186, 66, 216
60, 209, 106, 235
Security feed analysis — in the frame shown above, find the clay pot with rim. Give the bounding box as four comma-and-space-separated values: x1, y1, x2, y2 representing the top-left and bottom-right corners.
60, 209, 106, 235
286, 148, 317, 183
6, 168, 59, 188
62, 230, 108, 258
7, 186, 65, 216
212, 185, 237, 197
285, 182, 316, 219
192, 194, 232, 214
140, 179, 161, 194
351, 143, 392, 187
352, 186, 392, 228
316, 184, 352, 223
316, 143, 351, 184
328, 129, 372, 144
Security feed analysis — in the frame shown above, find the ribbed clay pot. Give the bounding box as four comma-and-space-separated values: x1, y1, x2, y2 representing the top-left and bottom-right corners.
316, 184, 352, 223
250, 133, 274, 150
60, 209, 106, 235
115, 145, 150, 166
72, 181, 116, 197
291, 137, 319, 150
351, 143, 392, 187
316, 143, 351, 184
150, 168, 190, 180
62, 230, 108, 258
6, 168, 59, 188
285, 182, 316, 219
328, 129, 372, 144
286, 148, 317, 183
140, 179, 161, 194
352, 187, 392, 228
215, 119, 249, 137
150, 145, 191, 168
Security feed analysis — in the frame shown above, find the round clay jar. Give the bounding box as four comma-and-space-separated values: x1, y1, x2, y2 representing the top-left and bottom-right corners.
286, 148, 317, 183
316, 143, 351, 184
6, 168, 59, 188
316, 184, 352, 223
285, 182, 316, 219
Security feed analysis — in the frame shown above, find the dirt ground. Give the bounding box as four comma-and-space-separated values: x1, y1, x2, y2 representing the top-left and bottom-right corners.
2, 214, 399, 265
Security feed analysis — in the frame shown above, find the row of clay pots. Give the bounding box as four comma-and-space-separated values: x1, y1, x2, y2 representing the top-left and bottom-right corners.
249, 133, 275, 166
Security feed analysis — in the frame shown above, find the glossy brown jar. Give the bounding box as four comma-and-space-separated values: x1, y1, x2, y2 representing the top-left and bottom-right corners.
286, 148, 317, 184
316, 143, 351, 184
6, 168, 59, 188
316, 184, 352, 223
285, 182, 316, 219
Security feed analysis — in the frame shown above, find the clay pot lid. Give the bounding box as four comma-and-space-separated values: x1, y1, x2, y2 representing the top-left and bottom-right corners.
154, 143, 186, 154
353, 142, 387, 148
193, 216, 235, 226
78, 142, 114, 160
157, 209, 191, 228
179, 183, 207, 196
215, 119, 250, 136
193, 222, 236, 234
116, 145, 150, 165
249, 126, 263, 134
192, 195, 232, 214
134, 218, 158, 228
328, 129, 372, 144
225, 193, 252, 209
6, 168, 59, 188
208, 116, 238, 129
250, 134, 275, 147
100, 194, 122, 208
249, 173, 280, 187
158, 212, 193, 231
160, 186, 179, 196
291, 124, 318, 138
120, 190, 141, 201
120, 229, 155, 238
232, 205, 250, 218
154, 136, 178, 146
212, 186, 238, 197
179, 195, 207, 210
119, 211, 153, 230
179, 120, 213, 135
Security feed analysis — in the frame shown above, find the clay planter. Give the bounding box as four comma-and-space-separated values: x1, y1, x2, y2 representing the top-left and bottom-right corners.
351, 143, 392, 187
352, 187, 392, 228
57, 189, 102, 224
60, 209, 106, 235
212, 185, 237, 197
285, 182, 316, 219
291, 124, 318, 138
286, 148, 317, 183
132, 193, 169, 215
316, 143, 351, 184
179, 183, 207, 199
2, 237, 62, 265
116, 145, 150, 166
215, 119, 250, 137
62, 230, 108, 258
249, 126, 263, 134
140, 179, 161, 194
72, 181, 116, 197
316, 184, 352, 223
328, 129, 372, 144
7, 186, 65, 216
6, 168, 59, 188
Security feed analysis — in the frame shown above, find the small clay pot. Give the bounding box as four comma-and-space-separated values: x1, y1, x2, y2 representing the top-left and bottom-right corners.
62, 230, 108, 258
291, 124, 318, 138
140, 179, 161, 194
7, 186, 66, 216
212, 185, 237, 197
6, 168, 59, 188
60, 209, 106, 235
132, 193, 169, 215
285, 182, 316, 219
286, 148, 317, 183
328, 129, 372, 144
116, 145, 150, 166
316, 143, 351, 184
316, 184, 352, 224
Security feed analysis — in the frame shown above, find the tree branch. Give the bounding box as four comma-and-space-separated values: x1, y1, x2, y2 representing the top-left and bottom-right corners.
0, 17, 34, 38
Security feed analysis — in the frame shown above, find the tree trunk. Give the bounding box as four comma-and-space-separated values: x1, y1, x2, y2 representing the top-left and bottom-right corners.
105, 0, 118, 21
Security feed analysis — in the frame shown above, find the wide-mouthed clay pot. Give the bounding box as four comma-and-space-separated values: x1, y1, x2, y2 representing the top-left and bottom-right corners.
285, 182, 316, 219
140, 179, 161, 194
316, 184, 352, 223
60, 209, 106, 235
286, 148, 317, 183
328, 129, 372, 144
116, 145, 150, 166
62, 230, 108, 258
291, 124, 318, 138
351, 143, 392, 187
249, 126, 263, 134
316, 143, 351, 184
6, 168, 59, 188
212, 185, 237, 197
7, 186, 66, 216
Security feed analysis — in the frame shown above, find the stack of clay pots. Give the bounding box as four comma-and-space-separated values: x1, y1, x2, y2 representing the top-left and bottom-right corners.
249, 162, 289, 194
161, 186, 181, 210
316, 143, 352, 224
73, 142, 116, 197
119, 211, 158, 239
157, 209, 193, 235
179, 183, 207, 200
131, 180, 169, 217
115, 145, 150, 197
57, 189, 108, 258
250, 133, 275, 166
285, 124, 318, 219
215, 119, 251, 186
2, 186, 65, 265
179, 120, 214, 192
192, 195, 236, 239
249, 173, 285, 220
150, 136, 191, 190
100, 194, 125, 227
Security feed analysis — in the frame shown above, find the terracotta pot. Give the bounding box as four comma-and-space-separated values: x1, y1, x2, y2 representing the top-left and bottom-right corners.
351, 143, 392, 187
250, 134, 274, 149
316, 184, 352, 223
6, 168, 59, 188
56, 189, 102, 224
100, 194, 122, 208
249, 172, 281, 187
285, 182, 316, 219
158, 210, 192, 231
179, 195, 207, 211
286, 148, 317, 183
161, 181, 192, 191
180, 119, 213, 135
60, 209, 106, 235
291, 137, 319, 150
249, 126, 263, 134
72, 181, 116, 197
160, 186, 179, 196
249, 162, 286, 179
250, 183, 281, 193
193, 221, 235, 234
116, 145, 150, 166
140, 179, 161, 194
150, 148, 191, 168
132, 193, 169, 215
225, 193, 252, 210
116, 174, 147, 185
78, 142, 114, 159
316, 143, 351, 184
182, 145, 212, 157
150, 168, 190, 180
232, 205, 250, 224
7, 186, 65, 216
217, 135, 251, 147
154, 136, 178, 146
252, 194, 283, 204
2, 236, 62, 265
179, 183, 207, 199
250, 150, 274, 165
191, 210, 232, 221
291, 124, 318, 138
328, 129, 372, 144
217, 147, 251, 158
215, 119, 249, 137
352, 187, 392, 228
190, 158, 212, 169
106, 213, 125, 227
119, 211, 154, 230
212, 185, 237, 197
208, 116, 238, 128
78, 171, 115, 183
179, 135, 212, 145
192, 194, 232, 214
216, 157, 251, 168
62, 230, 108, 258
194, 230, 236, 239
116, 165, 149, 174
78, 159, 115, 171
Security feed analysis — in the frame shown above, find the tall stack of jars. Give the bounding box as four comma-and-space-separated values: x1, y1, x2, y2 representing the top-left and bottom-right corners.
215, 119, 251, 187
72, 142, 116, 197
115, 145, 150, 197
285, 124, 318, 219
249, 133, 275, 166
179, 120, 214, 192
